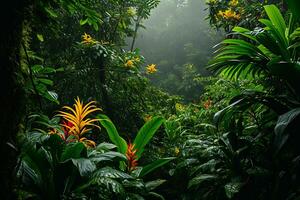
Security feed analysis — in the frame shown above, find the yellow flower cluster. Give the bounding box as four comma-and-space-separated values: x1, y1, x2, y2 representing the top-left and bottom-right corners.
124, 60, 134, 68
175, 103, 185, 112
143, 114, 152, 122
146, 64, 157, 74
82, 33, 97, 44
124, 56, 141, 69
229, 0, 238, 7
218, 9, 240, 20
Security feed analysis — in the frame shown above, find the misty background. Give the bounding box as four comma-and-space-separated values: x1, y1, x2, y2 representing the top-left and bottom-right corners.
129, 0, 223, 102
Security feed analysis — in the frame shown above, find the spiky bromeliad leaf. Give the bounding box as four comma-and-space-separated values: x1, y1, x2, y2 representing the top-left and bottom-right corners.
98, 114, 128, 154
133, 116, 165, 159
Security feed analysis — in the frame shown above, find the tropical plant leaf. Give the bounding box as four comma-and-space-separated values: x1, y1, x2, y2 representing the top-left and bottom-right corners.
98, 114, 128, 154
61, 142, 86, 161
93, 167, 133, 179
71, 158, 96, 176
138, 157, 175, 178
274, 108, 300, 154
133, 116, 165, 159
188, 174, 216, 189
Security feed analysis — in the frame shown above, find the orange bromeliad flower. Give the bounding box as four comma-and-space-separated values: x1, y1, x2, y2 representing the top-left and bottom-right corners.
204, 99, 213, 109
57, 97, 102, 148
126, 143, 138, 172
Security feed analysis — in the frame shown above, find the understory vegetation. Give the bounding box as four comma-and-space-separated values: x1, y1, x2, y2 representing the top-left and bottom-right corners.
1, 0, 300, 199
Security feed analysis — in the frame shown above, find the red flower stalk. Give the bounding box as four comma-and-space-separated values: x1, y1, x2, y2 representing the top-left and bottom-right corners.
126, 143, 138, 172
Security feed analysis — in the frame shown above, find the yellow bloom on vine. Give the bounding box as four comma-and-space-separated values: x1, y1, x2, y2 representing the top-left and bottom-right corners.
229, 0, 238, 7
82, 33, 95, 44
218, 9, 240, 20
143, 114, 152, 122
175, 103, 185, 112
134, 57, 141, 63
146, 64, 157, 74
124, 60, 134, 68
57, 97, 102, 147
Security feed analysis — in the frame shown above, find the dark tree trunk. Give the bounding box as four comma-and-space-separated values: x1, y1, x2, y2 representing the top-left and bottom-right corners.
0, 0, 27, 199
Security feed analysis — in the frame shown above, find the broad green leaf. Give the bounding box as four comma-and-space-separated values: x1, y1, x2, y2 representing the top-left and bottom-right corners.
133, 116, 164, 159
139, 157, 175, 177
89, 151, 127, 163
98, 114, 127, 154
264, 5, 287, 40
188, 174, 216, 189
93, 167, 133, 179
145, 179, 166, 191
71, 158, 96, 176
61, 142, 86, 161
274, 108, 300, 154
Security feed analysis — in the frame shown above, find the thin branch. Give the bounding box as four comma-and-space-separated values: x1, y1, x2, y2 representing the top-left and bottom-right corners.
21, 42, 42, 109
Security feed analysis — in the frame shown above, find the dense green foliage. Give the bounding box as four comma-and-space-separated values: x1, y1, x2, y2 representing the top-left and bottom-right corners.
2, 0, 300, 199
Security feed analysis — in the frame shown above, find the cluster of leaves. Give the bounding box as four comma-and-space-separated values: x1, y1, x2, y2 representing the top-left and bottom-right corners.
17, 104, 171, 199
205, 0, 284, 32
165, 4, 300, 200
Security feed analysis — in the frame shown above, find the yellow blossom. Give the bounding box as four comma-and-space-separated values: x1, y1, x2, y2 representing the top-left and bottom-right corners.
175, 103, 185, 112
174, 147, 180, 156
124, 60, 134, 68
143, 114, 152, 122
82, 33, 96, 44
229, 0, 238, 7
134, 57, 141, 63
146, 64, 157, 74
218, 9, 240, 20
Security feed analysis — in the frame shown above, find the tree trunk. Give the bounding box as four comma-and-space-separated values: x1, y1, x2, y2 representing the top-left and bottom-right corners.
0, 0, 27, 199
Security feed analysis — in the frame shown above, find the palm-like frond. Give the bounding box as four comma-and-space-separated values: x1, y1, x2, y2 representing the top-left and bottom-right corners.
208, 5, 300, 83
